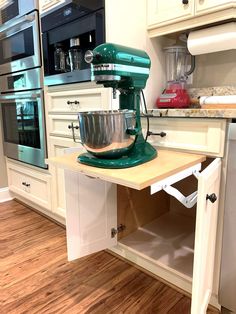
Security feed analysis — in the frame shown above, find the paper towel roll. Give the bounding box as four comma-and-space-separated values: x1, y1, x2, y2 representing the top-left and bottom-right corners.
199, 95, 236, 105
187, 22, 236, 55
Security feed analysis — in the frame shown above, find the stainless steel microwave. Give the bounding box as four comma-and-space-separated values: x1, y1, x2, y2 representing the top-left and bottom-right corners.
0, 10, 41, 76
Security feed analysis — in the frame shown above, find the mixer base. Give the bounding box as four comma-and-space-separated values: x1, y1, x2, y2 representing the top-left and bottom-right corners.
77, 142, 157, 169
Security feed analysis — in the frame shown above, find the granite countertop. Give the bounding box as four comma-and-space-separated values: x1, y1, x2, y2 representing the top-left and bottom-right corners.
147, 108, 236, 119
147, 86, 236, 119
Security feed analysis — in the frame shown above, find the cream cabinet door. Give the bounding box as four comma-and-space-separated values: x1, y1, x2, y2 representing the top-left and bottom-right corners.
195, 0, 235, 15
191, 158, 221, 314
147, 0, 194, 26
64, 170, 117, 261
49, 137, 84, 218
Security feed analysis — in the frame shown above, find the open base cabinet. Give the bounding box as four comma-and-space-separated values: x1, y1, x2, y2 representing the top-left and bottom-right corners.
50, 150, 221, 314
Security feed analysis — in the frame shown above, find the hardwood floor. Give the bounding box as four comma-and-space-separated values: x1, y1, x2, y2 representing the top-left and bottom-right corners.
1, 200, 219, 314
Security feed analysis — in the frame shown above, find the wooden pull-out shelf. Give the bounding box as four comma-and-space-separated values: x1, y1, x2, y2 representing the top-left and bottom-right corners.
47, 149, 206, 190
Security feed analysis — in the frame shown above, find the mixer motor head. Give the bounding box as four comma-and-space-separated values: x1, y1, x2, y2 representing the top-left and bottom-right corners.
85, 43, 151, 92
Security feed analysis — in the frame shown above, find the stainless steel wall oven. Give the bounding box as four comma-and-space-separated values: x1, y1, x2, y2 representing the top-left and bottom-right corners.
0, 89, 47, 169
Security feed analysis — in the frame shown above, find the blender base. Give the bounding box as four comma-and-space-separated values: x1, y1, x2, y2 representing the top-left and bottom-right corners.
77, 141, 157, 169
156, 88, 190, 109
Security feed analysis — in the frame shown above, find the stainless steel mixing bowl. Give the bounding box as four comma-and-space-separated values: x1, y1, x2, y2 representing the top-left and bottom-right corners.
78, 110, 136, 158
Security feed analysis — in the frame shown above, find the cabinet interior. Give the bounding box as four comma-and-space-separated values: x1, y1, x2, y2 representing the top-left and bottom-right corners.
117, 158, 212, 281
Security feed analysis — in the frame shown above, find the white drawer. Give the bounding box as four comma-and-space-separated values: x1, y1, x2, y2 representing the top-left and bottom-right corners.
48, 114, 80, 139
7, 161, 52, 210
142, 118, 226, 157
46, 87, 111, 113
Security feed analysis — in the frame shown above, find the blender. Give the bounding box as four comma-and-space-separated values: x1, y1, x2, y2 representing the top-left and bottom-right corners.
156, 46, 195, 108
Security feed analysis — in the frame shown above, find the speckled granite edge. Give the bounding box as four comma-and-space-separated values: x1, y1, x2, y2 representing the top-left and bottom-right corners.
147, 108, 236, 119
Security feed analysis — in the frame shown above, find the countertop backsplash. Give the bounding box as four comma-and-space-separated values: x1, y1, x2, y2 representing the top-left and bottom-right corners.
188, 85, 236, 99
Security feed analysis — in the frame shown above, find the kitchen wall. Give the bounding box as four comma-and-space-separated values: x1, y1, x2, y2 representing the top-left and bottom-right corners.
105, 0, 165, 108
0, 119, 8, 188
192, 50, 236, 88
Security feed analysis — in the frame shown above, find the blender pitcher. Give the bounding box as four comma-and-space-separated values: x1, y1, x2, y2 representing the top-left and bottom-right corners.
68, 37, 83, 71
156, 45, 195, 108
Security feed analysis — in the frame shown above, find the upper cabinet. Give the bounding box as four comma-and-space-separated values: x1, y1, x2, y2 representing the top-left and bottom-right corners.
147, 0, 236, 37
147, 0, 194, 27
195, 0, 235, 14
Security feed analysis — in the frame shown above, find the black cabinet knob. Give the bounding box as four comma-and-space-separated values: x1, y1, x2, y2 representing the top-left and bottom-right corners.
182, 0, 189, 4
206, 193, 217, 203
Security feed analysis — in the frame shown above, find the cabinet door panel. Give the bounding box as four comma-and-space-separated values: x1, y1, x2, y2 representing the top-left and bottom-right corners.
191, 158, 221, 314
64, 170, 117, 261
195, 0, 234, 15
147, 0, 194, 26
49, 137, 83, 218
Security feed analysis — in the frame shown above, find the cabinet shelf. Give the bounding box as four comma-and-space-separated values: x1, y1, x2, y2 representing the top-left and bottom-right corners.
119, 211, 195, 279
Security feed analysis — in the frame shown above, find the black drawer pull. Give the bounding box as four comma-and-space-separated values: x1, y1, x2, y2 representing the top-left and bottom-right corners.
147, 131, 167, 138
206, 193, 217, 203
22, 182, 30, 187
67, 100, 80, 105
68, 124, 79, 130
182, 0, 189, 4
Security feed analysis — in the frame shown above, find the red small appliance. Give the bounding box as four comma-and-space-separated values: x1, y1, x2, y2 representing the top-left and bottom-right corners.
156, 45, 195, 109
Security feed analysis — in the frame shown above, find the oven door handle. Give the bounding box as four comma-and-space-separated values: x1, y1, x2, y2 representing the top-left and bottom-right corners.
0, 92, 40, 101
0, 13, 35, 34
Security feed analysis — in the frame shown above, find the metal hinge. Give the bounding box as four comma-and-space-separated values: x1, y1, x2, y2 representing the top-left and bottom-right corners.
151, 163, 201, 209
111, 224, 126, 238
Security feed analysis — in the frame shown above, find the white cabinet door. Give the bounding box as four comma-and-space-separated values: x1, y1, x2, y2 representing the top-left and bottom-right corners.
64, 170, 117, 261
195, 0, 234, 15
191, 158, 221, 314
49, 137, 84, 218
147, 0, 194, 26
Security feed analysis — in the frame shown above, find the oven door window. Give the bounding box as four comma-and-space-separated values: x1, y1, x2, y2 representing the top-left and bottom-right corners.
0, 27, 34, 65
2, 100, 41, 149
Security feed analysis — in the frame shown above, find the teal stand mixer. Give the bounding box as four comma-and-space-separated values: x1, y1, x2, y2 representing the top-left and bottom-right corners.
77, 43, 157, 168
